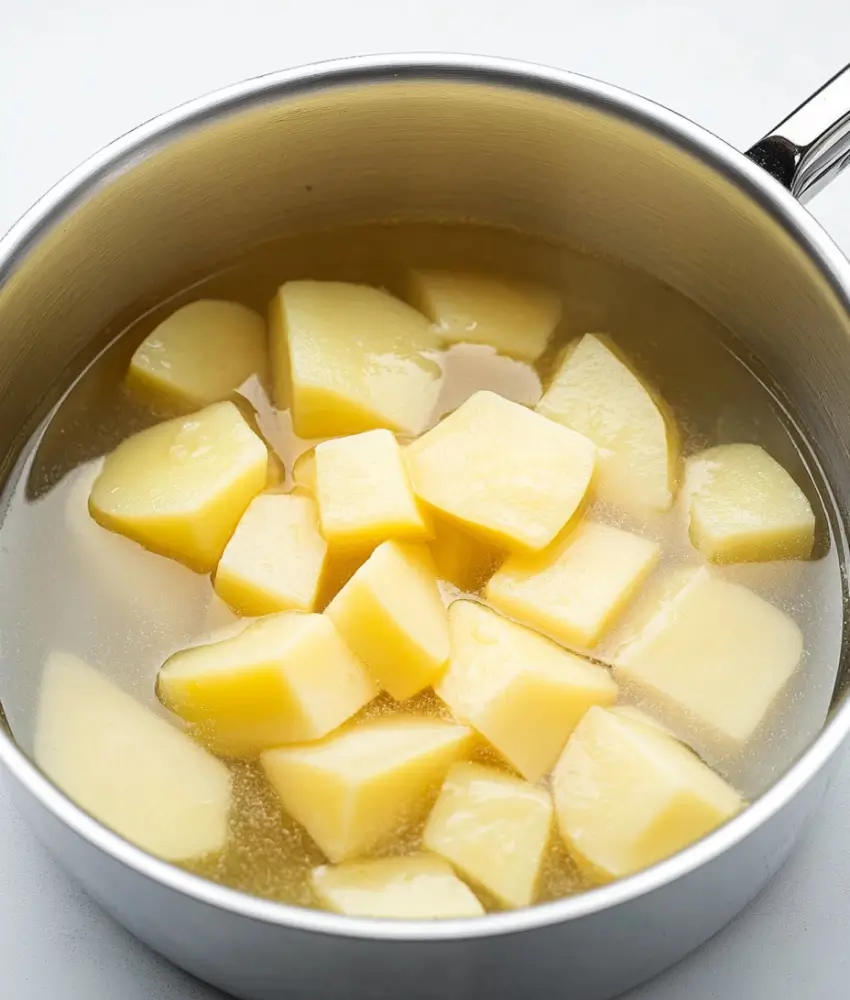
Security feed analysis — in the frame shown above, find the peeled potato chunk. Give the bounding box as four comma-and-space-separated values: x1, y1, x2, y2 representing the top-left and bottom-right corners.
685, 443, 815, 563
536, 334, 677, 514
316, 430, 432, 551
428, 517, 501, 592
326, 541, 449, 701
261, 717, 472, 862
423, 763, 553, 908
214, 493, 328, 616
553, 706, 742, 882
486, 521, 660, 648
613, 567, 803, 747
270, 280, 442, 438
89, 401, 269, 571
407, 270, 562, 361
35, 653, 231, 862
406, 390, 595, 553
436, 601, 617, 782
312, 855, 484, 919
158, 613, 376, 757
127, 300, 268, 409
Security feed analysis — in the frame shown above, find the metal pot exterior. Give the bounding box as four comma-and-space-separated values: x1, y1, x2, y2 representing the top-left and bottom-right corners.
2, 55, 850, 1000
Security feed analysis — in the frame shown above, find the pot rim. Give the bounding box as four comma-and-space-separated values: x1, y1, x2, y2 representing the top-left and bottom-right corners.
2, 52, 849, 942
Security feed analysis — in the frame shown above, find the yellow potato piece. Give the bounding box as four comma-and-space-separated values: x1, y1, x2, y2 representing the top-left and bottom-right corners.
214, 493, 328, 616
89, 401, 269, 571
536, 334, 678, 514
326, 541, 449, 701
436, 601, 617, 782
423, 762, 553, 908
428, 517, 501, 593
685, 443, 815, 563
406, 391, 596, 553
158, 612, 376, 757
270, 280, 442, 438
312, 855, 484, 919
35, 652, 231, 862
406, 270, 562, 361
613, 567, 803, 746
261, 717, 472, 862
552, 706, 742, 882
486, 521, 660, 648
316, 430, 432, 551
127, 300, 268, 409
292, 448, 317, 494
252, 456, 364, 608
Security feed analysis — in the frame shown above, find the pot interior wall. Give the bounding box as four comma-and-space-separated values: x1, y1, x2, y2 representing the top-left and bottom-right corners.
1, 68, 849, 727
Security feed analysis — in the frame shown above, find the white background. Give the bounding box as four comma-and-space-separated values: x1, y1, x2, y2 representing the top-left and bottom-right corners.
3, 1, 850, 997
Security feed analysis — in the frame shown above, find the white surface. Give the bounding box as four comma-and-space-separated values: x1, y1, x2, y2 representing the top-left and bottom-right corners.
2, 1, 850, 997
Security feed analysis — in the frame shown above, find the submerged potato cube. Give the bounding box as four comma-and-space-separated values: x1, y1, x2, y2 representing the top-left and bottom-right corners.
158, 613, 376, 756
326, 542, 449, 701
270, 281, 442, 439
685, 443, 815, 563
486, 521, 660, 648
316, 430, 431, 551
436, 601, 617, 782
613, 567, 803, 746
127, 300, 268, 409
536, 334, 678, 514
312, 855, 484, 919
423, 763, 553, 908
553, 706, 742, 881
35, 653, 231, 862
406, 391, 595, 552
406, 270, 562, 361
261, 717, 472, 862
214, 493, 328, 616
89, 401, 269, 571
428, 517, 501, 592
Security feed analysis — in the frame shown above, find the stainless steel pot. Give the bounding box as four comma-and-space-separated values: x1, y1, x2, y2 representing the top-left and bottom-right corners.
1, 54, 850, 1000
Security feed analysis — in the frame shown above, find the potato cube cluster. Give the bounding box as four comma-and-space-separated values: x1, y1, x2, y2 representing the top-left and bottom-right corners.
43, 275, 813, 921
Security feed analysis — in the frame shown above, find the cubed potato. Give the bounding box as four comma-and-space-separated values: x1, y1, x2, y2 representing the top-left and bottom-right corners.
261, 717, 472, 862
552, 706, 742, 881
423, 762, 553, 908
428, 517, 501, 592
158, 612, 376, 756
436, 601, 617, 782
89, 401, 269, 571
326, 542, 449, 701
613, 567, 803, 746
292, 448, 317, 494
486, 521, 660, 648
35, 652, 231, 862
685, 443, 815, 562
406, 270, 562, 361
312, 855, 484, 919
316, 430, 432, 551
214, 493, 328, 616
405, 391, 595, 553
270, 281, 442, 439
536, 334, 678, 514
127, 300, 268, 409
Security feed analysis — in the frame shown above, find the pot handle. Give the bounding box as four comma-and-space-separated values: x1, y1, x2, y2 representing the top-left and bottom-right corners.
746, 62, 850, 203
